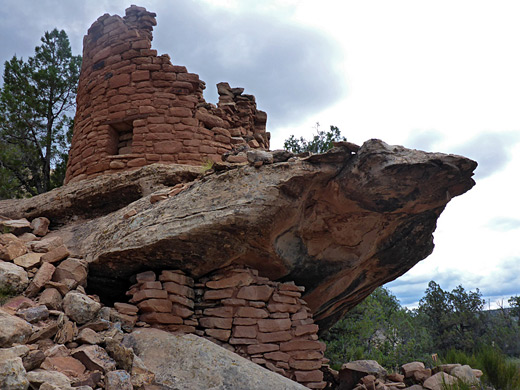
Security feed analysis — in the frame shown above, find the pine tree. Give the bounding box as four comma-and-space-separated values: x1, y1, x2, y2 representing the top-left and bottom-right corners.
0, 29, 81, 198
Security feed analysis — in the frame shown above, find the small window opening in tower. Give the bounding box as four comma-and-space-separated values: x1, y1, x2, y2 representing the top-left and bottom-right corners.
109, 121, 134, 155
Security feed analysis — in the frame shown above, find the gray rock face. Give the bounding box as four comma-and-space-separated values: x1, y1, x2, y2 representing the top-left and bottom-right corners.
451, 365, 479, 384
124, 328, 308, 390
0, 357, 29, 390
62, 291, 101, 325
0, 310, 33, 348
0, 261, 29, 293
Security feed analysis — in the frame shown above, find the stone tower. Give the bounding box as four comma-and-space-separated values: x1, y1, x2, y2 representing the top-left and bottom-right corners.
65, 5, 269, 183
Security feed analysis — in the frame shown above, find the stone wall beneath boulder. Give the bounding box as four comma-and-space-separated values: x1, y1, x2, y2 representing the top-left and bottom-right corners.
65, 5, 269, 184
121, 266, 327, 389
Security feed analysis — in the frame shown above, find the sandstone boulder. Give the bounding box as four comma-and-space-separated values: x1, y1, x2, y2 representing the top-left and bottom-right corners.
62, 291, 101, 324
0, 140, 477, 331
26, 370, 71, 389
0, 261, 29, 293
30, 217, 50, 236
0, 357, 29, 390
124, 328, 308, 389
451, 365, 479, 384
0, 234, 27, 261
0, 310, 33, 347
423, 372, 457, 390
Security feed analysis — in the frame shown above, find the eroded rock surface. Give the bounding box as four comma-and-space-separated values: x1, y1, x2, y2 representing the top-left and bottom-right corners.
0, 139, 476, 332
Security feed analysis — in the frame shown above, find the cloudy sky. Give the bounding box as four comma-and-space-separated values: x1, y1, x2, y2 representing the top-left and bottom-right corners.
1, 0, 519, 309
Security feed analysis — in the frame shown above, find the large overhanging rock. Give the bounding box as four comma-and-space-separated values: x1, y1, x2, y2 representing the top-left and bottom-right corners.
0, 139, 476, 332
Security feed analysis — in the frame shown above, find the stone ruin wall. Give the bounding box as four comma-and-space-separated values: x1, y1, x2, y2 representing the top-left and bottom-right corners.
117, 266, 327, 389
65, 5, 270, 183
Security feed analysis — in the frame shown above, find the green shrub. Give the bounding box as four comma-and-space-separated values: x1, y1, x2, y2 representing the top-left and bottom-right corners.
0, 287, 16, 305
441, 347, 520, 390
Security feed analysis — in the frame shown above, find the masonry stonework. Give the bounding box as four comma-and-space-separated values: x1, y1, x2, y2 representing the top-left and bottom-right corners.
65, 5, 269, 183
121, 266, 328, 389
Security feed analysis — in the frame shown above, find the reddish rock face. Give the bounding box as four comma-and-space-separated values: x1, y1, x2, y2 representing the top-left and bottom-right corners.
65, 5, 269, 183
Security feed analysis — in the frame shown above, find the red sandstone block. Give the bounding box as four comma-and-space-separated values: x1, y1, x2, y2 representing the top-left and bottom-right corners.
139, 105, 156, 114
278, 290, 302, 298
257, 318, 292, 333
181, 117, 199, 126
267, 303, 300, 314
169, 107, 192, 117
264, 351, 290, 362
159, 271, 194, 286
199, 145, 218, 154
199, 317, 233, 329
154, 141, 182, 154
215, 134, 231, 144
289, 350, 323, 360
280, 340, 323, 352
145, 154, 161, 161
183, 139, 202, 147
137, 298, 172, 313
140, 281, 162, 289
289, 359, 322, 371
236, 286, 274, 301
140, 49, 158, 56
203, 306, 233, 318
131, 70, 150, 82
205, 329, 230, 342
291, 310, 310, 321
109, 95, 128, 105
203, 289, 234, 300
109, 73, 130, 88
163, 281, 194, 298
280, 283, 304, 292
171, 304, 194, 318
294, 324, 319, 337
92, 46, 111, 63
236, 307, 269, 319
257, 331, 292, 343
121, 49, 141, 60
229, 338, 258, 345
232, 318, 256, 326
132, 40, 151, 50
166, 324, 196, 333
247, 344, 279, 355
169, 65, 187, 73
149, 124, 174, 132
232, 326, 257, 339
131, 289, 167, 303
127, 158, 147, 167
139, 312, 182, 324
168, 294, 194, 309
249, 301, 266, 309
138, 63, 162, 71
294, 370, 324, 383
272, 293, 298, 305
205, 273, 254, 289
176, 73, 199, 82
222, 298, 247, 307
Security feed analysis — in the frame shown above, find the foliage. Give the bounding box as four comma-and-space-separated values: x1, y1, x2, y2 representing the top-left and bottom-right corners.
417, 281, 485, 353
322, 281, 520, 375
322, 287, 433, 370
509, 296, 520, 320
0, 29, 81, 198
283, 123, 345, 154
0, 287, 17, 305
442, 347, 520, 390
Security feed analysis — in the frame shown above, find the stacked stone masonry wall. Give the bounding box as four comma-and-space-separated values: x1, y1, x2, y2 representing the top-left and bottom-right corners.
65, 5, 269, 183
121, 266, 327, 389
